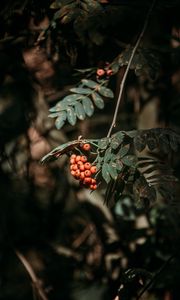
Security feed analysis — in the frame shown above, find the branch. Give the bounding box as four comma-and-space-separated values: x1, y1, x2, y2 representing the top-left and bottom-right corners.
107, 0, 157, 138
136, 254, 175, 300
15, 250, 49, 300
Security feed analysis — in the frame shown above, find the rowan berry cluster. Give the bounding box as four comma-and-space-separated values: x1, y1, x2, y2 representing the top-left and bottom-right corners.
69, 143, 97, 190
96, 62, 113, 79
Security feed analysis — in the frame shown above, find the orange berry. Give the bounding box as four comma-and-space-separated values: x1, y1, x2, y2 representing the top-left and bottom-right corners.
75, 170, 81, 178
70, 158, 76, 164
90, 166, 97, 174
106, 69, 113, 76
83, 177, 92, 184
84, 162, 91, 170
71, 164, 78, 171
84, 170, 91, 177
83, 143, 91, 151
91, 178, 97, 184
79, 164, 85, 171
90, 184, 97, 190
97, 69, 105, 76
70, 154, 76, 159
71, 170, 76, 176
70, 165, 74, 170
81, 155, 87, 162
77, 161, 83, 167
80, 171, 85, 180
75, 155, 81, 162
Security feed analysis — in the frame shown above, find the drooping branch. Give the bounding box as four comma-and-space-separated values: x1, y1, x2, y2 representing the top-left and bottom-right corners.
15, 250, 49, 300
107, 0, 157, 138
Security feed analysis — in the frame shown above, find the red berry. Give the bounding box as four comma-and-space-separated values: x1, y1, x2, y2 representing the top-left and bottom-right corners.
81, 155, 87, 162
84, 162, 91, 170
97, 69, 105, 76
75, 170, 81, 178
75, 155, 81, 162
90, 166, 97, 174
80, 172, 85, 180
91, 178, 97, 184
70, 158, 76, 164
79, 164, 85, 171
84, 170, 91, 177
83, 177, 92, 184
70, 154, 77, 159
71, 170, 76, 176
90, 184, 97, 190
82, 144, 91, 151
106, 69, 113, 76
77, 161, 83, 167
71, 164, 78, 171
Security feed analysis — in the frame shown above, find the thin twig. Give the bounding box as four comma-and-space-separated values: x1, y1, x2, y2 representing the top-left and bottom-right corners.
15, 250, 48, 300
107, 0, 157, 138
136, 254, 175, 300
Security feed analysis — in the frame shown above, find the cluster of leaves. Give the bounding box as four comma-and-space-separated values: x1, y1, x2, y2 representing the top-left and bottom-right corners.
117, 47, 161, 79
49, 79, 114, 129
50, 0, 107, 44
50, 0, 131, 45
41, 128, 180, 207
48, 44, 161, 130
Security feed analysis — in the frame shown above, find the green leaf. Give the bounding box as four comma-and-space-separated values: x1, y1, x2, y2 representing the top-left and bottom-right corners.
146, 136, 158, 151
111, 60, 120, 74
159, 134, 170, 153
70, 87, 92, 94
83, 0, 101, 9
104, 147, 114, 162
49, 101, 68, 112
111, 136, 122, 150
113, 131, 125, 142
119, 144, 130, 158
102, 163, 111, 184
108, 163, 118, 180
75, 68, 94, 73
81, 79, 98, 88
126, 130, 137, 138
98, 86, 114, 98
63, 94, 82, 103
134, 135, 146, 152
48, 112, 61, 118
115, 160, 123, 171
61, 8, 78, 24
88, 31, 104, 46
67, 107, 77, 125
55, 111, 67, 129
50, 2, 61, 9
92, 92, 104, 109
74, 102, 86, 120
122, 155, 137, 167
98, 137, 110, 149
82, 97, 94, 117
